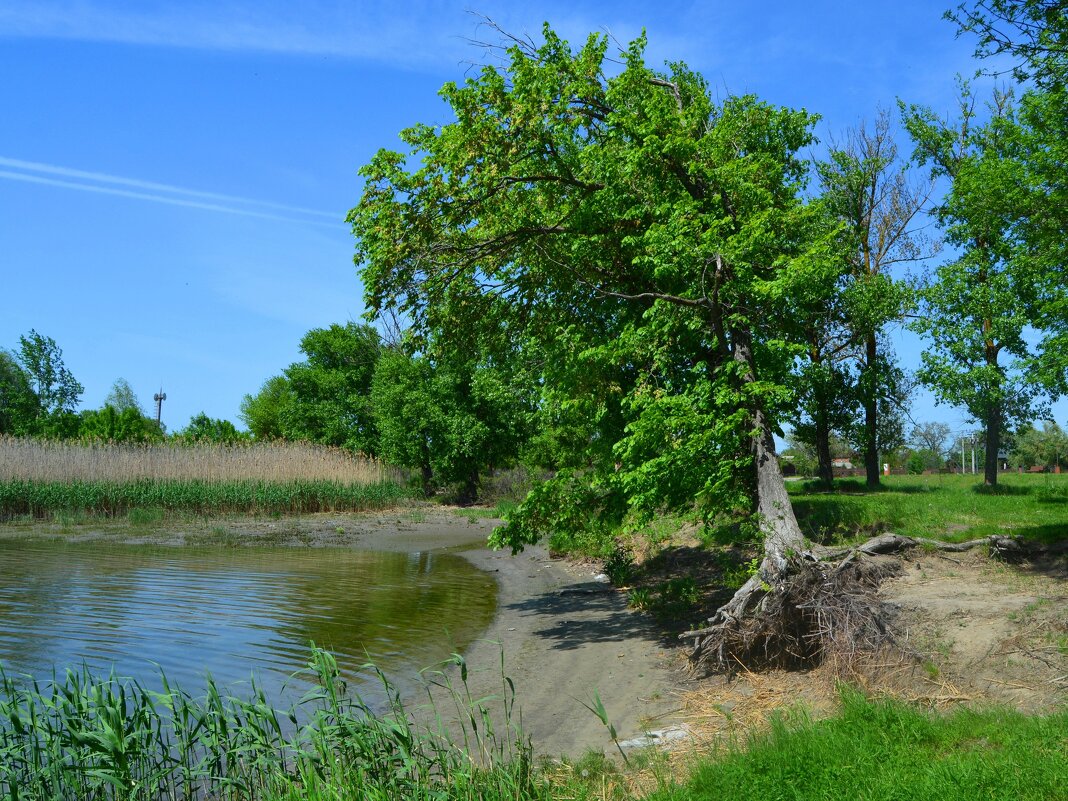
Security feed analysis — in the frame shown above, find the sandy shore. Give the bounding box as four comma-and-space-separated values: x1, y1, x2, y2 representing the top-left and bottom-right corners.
290, 510, 686, 756
1, 509, 685, 757
456, 543, 683, 757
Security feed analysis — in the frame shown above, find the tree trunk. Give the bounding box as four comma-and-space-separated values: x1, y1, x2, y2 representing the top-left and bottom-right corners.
983, 327, 1000, 487
984, 403, 1001, 487
808, 342, 835, 488
814, 400, 834, 488
863, 333, 880, 488
420, 441, 434, 497
733, 326, 805, 562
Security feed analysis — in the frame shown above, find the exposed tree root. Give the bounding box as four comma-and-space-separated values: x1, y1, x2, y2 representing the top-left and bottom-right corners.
682, 533, 1058, 675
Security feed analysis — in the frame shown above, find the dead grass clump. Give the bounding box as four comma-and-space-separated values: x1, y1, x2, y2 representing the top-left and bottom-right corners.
0, 436, 399, 485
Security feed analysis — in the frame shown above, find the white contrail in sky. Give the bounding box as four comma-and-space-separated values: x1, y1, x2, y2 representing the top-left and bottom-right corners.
0, 168, 342, 228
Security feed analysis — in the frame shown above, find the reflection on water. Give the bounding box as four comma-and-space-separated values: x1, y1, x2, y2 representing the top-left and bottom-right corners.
0, 540, 497, 701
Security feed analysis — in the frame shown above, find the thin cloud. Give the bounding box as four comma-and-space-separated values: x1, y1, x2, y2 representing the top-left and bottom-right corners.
0, 156, 338, 219
0, 1, 468, 67
0, 168, 342, 227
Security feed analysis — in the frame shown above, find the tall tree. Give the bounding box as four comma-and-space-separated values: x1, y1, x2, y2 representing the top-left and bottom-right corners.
104, 378, 143, 414
239, 375, 294, 440
1011, 419, 1068, 470
78, 405, 164, 443
817, 110, 933, 487
177, 413, 249, 444
281, 323, 381, 454
902, 85, 1051, 485
16, 330, 83, 421
0, 351, 37, 435
371, 347, 530, 501
350, 25, 841, 663
947, 1, 1068, 399
947, 1, 1067, 86
910, 421, 953, 459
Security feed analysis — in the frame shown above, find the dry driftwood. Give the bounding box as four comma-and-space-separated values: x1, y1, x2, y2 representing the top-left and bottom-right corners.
682, 533, 1044, 675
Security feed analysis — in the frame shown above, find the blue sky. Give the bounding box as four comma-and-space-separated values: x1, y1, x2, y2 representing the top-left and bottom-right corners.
0, 0, 1059, 439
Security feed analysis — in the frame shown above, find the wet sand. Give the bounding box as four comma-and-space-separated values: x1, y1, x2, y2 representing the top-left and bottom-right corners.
286, 510, 685, 756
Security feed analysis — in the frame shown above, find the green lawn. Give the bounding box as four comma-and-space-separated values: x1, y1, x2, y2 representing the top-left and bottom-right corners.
647, 690, 1068, 801
788, 473, 1068, 544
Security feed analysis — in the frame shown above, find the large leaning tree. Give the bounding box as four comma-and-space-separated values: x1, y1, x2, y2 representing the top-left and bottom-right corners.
350, 26, 844, 669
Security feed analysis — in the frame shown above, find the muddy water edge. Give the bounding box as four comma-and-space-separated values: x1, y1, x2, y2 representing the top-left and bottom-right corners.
0, 511, 502, 707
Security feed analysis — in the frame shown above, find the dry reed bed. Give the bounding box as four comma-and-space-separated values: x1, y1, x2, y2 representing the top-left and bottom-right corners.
0, 436, 399, 484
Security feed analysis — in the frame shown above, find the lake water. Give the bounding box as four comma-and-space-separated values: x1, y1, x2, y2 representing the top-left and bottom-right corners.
0, 540, 498, 702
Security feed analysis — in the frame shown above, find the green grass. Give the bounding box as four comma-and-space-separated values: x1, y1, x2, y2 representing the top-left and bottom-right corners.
3, 656, 1064, 801
648, 689, 1068, 801
789, 473, 1068, 544
0, 647, 547, 801
0, 478, 411, 521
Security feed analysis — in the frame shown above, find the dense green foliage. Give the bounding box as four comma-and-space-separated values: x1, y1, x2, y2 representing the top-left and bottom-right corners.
239, 375, 294, 440
1011, 420, 1068, 470
351, 25, 844, 550
175, 412, 250, 444
78, 406, 166, 444
371, 348, 531, 500
279, 323, 382, 454
0, 478, 407, 520
0, 350, 37, 435
0, 648, 542, 801
898, 1, 1068, 486
649, 689, 1067, 801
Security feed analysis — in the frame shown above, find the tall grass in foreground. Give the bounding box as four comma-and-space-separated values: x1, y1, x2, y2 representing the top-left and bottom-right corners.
649, 689, 1068, 801
0, 647, 542, 801
0, 437, 399, 484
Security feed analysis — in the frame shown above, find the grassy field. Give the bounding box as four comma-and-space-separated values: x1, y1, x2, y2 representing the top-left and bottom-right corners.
647, 689, 1067, 801
0, 437, 408, 520
789, 473, 1068, 544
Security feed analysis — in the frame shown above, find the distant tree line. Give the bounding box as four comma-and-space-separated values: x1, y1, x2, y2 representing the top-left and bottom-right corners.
239, 322, 534, 502
0, 330, 248, 445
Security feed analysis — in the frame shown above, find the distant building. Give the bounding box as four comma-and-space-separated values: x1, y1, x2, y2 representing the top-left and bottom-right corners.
831, 457, 854, 469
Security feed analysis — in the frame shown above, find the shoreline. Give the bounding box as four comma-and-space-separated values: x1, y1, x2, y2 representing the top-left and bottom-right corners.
0, 508, 686, 757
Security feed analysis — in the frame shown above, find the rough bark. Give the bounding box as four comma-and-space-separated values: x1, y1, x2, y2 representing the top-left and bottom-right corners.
984, 402, 1001, 486
863, 334, 880, 488
732, 326, 806, 563
685, 327, 809, 670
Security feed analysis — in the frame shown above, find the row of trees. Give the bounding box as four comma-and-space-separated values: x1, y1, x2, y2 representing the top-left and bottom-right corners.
0, 330, 245, 444
787, 419, 1068, 475
239, 322, 533, 501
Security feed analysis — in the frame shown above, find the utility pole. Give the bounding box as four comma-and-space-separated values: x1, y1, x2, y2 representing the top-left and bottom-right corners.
961, 436, 966, 474
153, 389, 167, 426
971, 438, 976, 475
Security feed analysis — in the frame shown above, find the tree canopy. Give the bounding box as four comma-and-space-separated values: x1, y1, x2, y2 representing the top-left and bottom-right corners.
279, 323, 381, 454
350, 25, 840, 559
